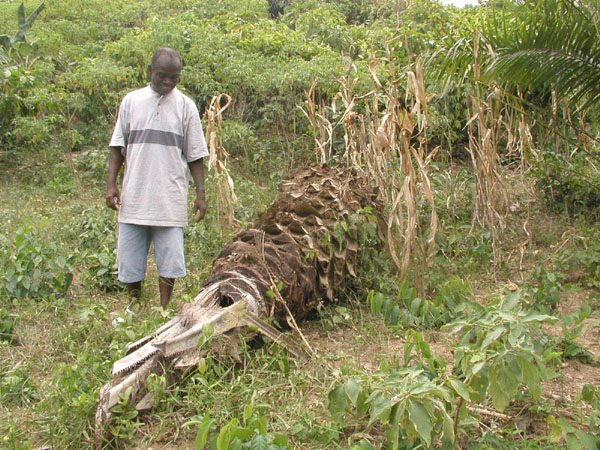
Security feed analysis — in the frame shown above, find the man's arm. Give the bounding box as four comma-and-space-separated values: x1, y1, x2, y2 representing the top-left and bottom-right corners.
189, 158, 206, 222
106, 146, 125, 210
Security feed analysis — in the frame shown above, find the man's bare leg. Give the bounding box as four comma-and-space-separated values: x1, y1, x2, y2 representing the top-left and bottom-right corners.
159, 277, 175, 309
126, 281, 142, 300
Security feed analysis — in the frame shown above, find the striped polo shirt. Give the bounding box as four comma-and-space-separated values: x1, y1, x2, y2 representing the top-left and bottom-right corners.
109, 86, 208, 227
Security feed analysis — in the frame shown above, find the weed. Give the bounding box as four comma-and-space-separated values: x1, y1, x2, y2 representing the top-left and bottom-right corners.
546, 415, 598, 450
318, 305, 352, 331
184, 395, 289, 449
72, 148, 110, 184
436, 224, 494, 275
69, 208, 121, 292
368, 276, 472, 329
524, 267, 562, 313
402, 330, 448, 379
105, 388, 144, 445
0, 226, 75, 300
328, 365, 455, 448
550, 305, 596, 364
555, 230, 600, 289
0, 307, 18, 344
0, 361, 38, 407
445, 291, 555, 412
581, 384, 600, 437
47, 162, 76, 195
533, 148, 600, 220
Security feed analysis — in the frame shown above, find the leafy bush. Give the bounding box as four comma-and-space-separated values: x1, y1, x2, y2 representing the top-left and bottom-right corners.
329, 370, 455, 449
524, 267, 562, 312
0, 227, 75, 300
555, 229, 600, 289
536, 303, 597, 368
533, 148, 600, 219
328, 334, 455, 448
183, 401, 289, 450
436, 225, 494, 273
0, 63, 52, 158
70, 208, 121, 292
45, 161, 78, 195
444, 291, 555, 412
368, 276, 472, 329
221, 119, 259, 160
72, 148, 109, 184
338, 291, 562, 448
40, 357, 110, 445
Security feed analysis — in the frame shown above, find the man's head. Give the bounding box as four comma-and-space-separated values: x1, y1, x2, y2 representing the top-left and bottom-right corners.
149, 48, 183, 95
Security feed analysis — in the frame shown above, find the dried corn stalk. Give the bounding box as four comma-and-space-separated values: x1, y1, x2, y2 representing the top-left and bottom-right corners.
205, 93, 239, 231
297, 81, 334, 164
306, 48, 438, 288
95, 165, 383, 439
467, 34, 509, 269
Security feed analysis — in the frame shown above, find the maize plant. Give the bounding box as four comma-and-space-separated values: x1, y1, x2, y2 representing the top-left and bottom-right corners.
0, 3, 46, 50
95, 165, 384, 438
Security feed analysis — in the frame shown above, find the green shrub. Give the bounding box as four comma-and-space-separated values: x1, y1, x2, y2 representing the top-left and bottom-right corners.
183, 401, 289, 450
72, 148, 109, 185
524, 267, 562, 313
553, 305, 596, 364
0, 60, 67, 161
555, 229, 600, 289
70, 208, 121, 292
533, 148, 600, 219
0, 227, 75, 300
368, 276, 472, 329
221, 119, 259, 160
445, 291, 555, 411
328, 357, 455, 448
40, 357, 109, 445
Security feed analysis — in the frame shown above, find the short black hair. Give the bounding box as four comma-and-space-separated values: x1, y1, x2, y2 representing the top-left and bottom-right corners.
150, 48, 183, 69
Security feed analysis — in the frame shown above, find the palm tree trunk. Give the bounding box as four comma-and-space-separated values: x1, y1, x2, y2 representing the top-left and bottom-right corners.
95, 165, 384, 439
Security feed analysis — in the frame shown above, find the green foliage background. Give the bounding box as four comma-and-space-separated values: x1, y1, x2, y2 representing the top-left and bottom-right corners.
0, 0, 482, 169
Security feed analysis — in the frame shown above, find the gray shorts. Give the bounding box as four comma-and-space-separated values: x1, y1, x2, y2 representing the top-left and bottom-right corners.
117, 223, 186, 283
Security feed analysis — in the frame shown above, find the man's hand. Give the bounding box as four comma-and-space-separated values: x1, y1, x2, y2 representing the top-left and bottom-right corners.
193, 192, 206, 222
106, 185, 121, 210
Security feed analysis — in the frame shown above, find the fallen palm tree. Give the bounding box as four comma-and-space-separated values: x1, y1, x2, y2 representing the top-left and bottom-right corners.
95, 165, 383, 438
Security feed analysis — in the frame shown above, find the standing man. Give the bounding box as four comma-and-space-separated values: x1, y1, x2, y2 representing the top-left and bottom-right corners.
106, 48, 208, 309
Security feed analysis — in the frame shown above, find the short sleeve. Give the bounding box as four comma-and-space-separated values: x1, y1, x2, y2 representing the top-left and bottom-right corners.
109, 98, 128, 148
183, 101, 209, 162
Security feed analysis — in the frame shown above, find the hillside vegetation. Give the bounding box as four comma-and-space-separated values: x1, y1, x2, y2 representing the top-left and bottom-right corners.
1, 0, 599, 449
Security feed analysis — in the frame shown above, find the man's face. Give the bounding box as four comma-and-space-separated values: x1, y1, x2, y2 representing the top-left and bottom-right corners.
150, 56, 182, 96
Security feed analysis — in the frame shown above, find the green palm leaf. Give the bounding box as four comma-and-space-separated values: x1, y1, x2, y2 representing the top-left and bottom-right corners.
486, 0, 600, 111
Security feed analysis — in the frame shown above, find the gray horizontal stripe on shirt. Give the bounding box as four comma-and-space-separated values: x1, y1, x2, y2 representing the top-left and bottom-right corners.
128, 129, 183, 149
